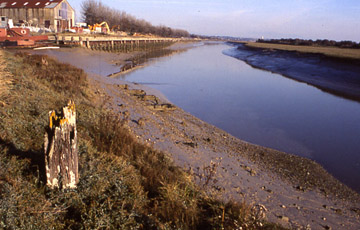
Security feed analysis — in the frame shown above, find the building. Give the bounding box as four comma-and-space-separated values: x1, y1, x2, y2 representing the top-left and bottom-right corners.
0, 0, 75, 32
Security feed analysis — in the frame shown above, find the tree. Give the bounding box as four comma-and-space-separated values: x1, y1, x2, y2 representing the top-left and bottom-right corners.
81, 0, 190, 37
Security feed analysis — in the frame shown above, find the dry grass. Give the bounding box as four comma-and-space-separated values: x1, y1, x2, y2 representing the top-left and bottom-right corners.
0, 50, 13, 106
245, 42, 360, 60
0, 50, 287, 229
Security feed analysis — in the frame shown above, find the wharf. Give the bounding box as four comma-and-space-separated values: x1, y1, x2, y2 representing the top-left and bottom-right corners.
49, 35, 182, 50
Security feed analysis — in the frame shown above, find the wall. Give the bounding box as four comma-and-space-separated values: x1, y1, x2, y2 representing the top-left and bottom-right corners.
54, 0, 75, 32
0, 0, 75, 32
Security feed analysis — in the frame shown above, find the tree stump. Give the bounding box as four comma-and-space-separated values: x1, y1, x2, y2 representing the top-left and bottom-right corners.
44, 100, 79, 189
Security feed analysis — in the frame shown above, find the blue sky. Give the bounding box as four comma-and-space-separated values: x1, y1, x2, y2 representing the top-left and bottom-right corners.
70, 0, 360, 41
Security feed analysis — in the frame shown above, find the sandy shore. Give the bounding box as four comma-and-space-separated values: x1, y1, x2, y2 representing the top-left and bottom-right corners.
32, 45, 360, 229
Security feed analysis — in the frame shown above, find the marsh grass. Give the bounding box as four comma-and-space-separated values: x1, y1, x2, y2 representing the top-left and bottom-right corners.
245, 42, 360, 60
0, 51, 286, 229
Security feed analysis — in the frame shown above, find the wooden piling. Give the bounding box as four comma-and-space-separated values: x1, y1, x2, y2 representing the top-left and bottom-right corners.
44, 100, 79, 190
86, 38, 90, 49
79, 36, 83, 47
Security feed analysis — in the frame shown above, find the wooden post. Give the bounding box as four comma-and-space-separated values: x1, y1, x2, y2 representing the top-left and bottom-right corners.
86, 38, 90, 49
44, 100, 78, 189
79, 36, 83, 47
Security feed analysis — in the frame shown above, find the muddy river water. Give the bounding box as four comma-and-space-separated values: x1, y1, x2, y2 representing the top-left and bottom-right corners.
119, 42, 360, 193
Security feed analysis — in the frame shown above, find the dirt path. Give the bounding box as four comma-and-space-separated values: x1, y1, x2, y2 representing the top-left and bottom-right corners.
29, 46, 360, 229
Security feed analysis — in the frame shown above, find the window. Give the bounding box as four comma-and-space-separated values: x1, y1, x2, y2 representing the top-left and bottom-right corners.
24, 2, 28, 6
35, 2, 40, 6
45, 20, 50, 28
11, 2, 17, 5
59, 2, 68, 18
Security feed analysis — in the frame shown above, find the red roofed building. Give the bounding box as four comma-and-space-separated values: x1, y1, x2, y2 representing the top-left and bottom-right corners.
0, 0, 75, 32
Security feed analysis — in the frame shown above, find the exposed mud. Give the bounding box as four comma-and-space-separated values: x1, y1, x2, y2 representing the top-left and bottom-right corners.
89, 75, 360, 229
224, 43, 360, 104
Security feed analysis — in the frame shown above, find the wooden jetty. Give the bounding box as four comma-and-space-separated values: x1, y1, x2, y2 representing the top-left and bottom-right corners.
49, 35, 182, 51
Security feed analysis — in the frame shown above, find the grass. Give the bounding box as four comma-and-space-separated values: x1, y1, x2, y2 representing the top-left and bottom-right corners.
245, 42, 360, 60
0, 50, 287, 229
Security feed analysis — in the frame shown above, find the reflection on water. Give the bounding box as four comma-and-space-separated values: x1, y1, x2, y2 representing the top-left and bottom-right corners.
121, 43, 360, 193
114, 48, 186, 76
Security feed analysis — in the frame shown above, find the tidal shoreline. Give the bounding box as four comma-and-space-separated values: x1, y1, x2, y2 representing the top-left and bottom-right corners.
28, 44, 360, 229
225, 43, 360, 104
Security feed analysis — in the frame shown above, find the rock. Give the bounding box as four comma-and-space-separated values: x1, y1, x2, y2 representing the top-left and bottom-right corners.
350, 207, 360, 215
250, 169, 257, 176
295, 185, 305, 191
41, 57, 48, 66
277, 215, 289, 222
204, 137, 211, 142
261, 186, 272, 193
138, 118, 145, 126
151, 103, 176, 111
183, 142, 197, 148
331, 208, 342, 214
241, 165, 256, 176
117, 84, 128, 90
122, 111, 130, 120
142, 95, 158, 104
129, 89, 146, 96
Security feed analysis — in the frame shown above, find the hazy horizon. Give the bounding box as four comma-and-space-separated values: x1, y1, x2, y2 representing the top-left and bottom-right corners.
70, 0, 360, 42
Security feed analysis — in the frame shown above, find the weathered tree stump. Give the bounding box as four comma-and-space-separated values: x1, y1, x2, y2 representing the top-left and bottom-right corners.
44, 100, 79, 189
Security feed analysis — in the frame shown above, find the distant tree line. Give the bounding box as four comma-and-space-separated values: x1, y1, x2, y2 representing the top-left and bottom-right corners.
257, 38, 360, 49
81, 0, 190, 38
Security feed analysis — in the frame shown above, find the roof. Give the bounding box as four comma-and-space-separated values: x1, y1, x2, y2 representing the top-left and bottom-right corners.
0, 0, 63, 9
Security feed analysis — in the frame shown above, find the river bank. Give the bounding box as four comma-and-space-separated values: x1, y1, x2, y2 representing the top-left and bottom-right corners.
2, 48, 287, 229
32, 43, 360, 229
224, 43, 360, 103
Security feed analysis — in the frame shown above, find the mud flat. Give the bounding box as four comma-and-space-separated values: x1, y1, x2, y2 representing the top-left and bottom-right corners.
225, 43, 360, 103
35, 45, 360, 229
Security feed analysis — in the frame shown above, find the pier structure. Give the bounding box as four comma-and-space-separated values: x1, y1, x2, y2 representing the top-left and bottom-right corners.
50, 35, 181, 51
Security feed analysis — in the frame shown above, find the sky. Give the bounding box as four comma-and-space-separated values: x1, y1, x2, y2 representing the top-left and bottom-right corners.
70, 0, 360, 41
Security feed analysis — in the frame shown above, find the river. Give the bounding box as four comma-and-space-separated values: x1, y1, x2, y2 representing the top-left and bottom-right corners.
119, 42, 360, 192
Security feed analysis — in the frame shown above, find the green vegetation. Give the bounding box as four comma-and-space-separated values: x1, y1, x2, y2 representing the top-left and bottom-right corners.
245, 42, 360, 60
257, 38, 360, 49
0, 50, 286, 229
